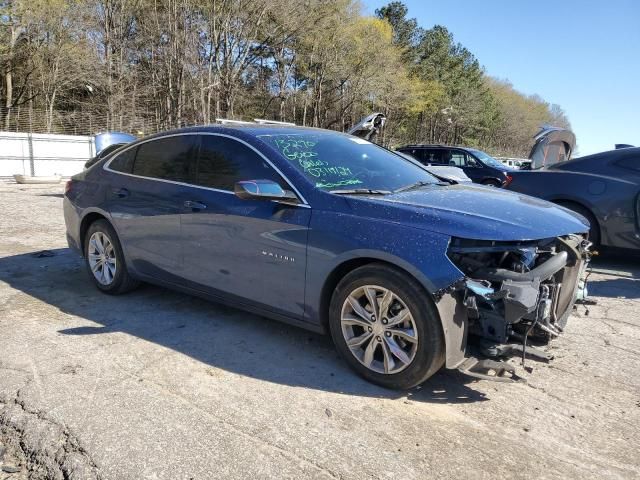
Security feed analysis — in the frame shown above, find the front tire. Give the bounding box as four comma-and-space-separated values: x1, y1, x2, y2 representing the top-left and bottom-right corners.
329, 263, 444, 389
84, 219, 139, 294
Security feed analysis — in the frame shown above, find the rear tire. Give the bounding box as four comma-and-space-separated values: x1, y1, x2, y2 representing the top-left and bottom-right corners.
84, 219, 139, 294
329, 263, 444, 389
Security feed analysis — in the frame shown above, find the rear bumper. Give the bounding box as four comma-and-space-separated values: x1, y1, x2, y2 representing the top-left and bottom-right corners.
66, 232, 82, 255
63, 196, 82, 256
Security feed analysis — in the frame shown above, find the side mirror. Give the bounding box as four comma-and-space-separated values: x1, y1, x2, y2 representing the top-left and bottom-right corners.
234, 179, 299, 204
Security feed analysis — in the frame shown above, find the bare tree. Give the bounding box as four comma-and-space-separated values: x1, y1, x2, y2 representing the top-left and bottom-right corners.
0, 0, 572, 158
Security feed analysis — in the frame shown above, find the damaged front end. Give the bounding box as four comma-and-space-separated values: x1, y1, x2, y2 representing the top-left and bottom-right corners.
440, 234, 591, 381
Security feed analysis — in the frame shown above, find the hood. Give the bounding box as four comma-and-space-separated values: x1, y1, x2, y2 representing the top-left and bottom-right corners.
94, 131, 137, 156
347, 184, 589, 241
528, 126, 576, 169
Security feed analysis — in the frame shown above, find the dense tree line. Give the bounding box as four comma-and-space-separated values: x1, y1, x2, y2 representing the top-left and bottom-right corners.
0, 0, 570, 156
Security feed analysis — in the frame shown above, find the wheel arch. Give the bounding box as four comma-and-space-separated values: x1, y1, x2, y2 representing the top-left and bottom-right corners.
318, 256, 438, 331
550, 198, 601, 243
319, 256, 463, 374
480, 177, 502, 186
79, 210, 113, 254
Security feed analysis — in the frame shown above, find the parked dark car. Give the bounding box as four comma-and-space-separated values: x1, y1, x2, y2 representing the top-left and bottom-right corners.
396, 144, 513, 187
64, 124, 591, 388
395, 151, 473, 184
507, 144, 640, 251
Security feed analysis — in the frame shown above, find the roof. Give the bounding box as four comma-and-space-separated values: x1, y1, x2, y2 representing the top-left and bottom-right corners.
143, 123, 335, 140
399, 144, 446, 148
572, 146, 640, 161
399, 144, 480, 152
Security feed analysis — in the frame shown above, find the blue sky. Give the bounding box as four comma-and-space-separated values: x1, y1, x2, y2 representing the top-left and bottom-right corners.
362, 0, 640, 156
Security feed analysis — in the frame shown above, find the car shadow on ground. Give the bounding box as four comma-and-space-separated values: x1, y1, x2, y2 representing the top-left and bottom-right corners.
588, 253, 640, 299
0, 248, 487, 404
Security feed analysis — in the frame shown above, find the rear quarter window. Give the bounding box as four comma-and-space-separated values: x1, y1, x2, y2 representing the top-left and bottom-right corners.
108, 147, 137, 173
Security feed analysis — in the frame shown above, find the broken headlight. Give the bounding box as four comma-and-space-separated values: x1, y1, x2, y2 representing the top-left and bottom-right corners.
447, 236, 589, 344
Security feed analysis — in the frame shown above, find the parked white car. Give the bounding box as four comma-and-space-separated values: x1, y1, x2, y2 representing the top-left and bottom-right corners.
498, 157, 531, 170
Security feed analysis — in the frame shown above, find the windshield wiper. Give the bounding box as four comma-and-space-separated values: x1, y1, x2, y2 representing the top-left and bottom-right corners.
329, 188, 391, 195
393, 180, 435, 193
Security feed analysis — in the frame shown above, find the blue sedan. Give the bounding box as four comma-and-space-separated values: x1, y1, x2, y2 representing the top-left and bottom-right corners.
64, 125, 591, 388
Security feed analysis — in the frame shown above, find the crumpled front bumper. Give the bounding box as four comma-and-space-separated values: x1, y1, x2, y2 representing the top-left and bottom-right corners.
436, 234, 591, 378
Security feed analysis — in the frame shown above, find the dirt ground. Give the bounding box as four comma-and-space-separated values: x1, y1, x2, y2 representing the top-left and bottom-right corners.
0, 181, 638, 480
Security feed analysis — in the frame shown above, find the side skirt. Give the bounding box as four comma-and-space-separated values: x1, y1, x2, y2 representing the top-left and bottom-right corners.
134, 273, 326, 335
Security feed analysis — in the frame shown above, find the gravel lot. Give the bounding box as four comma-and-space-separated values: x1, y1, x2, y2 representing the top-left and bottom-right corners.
0, 181, 639, 480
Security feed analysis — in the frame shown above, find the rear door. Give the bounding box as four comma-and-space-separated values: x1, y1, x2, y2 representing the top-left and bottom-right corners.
180, 134, 311, 318
105, 134, 198, 280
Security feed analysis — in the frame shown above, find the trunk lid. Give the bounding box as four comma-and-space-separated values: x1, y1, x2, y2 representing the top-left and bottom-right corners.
94, 131, 137, 156
528, 126, 576, 169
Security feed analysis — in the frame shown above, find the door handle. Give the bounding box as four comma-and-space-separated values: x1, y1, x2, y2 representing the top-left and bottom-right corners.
184, 200, 207, 211
112, 188, 130, 198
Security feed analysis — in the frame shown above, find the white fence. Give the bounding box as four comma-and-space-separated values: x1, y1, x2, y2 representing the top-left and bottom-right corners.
0, 132, 95, 178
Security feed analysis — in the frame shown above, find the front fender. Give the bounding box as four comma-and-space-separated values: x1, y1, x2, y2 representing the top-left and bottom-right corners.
306, 211, 463, 299
305, 210, 466, 360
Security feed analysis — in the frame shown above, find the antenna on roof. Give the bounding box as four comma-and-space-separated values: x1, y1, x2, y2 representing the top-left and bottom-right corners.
254, 118, 296, 126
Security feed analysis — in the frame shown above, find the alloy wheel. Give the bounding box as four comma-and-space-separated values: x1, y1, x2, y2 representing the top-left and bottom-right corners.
340, 285, 419, 374
87, 231, 117, 285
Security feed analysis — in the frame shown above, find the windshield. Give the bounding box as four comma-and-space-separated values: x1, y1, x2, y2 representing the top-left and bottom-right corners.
467, 148, 504, 168
258, 132, 438, 191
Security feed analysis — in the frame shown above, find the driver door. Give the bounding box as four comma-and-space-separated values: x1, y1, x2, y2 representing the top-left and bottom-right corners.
450, 150, 481, 182
180, 134, 311, 319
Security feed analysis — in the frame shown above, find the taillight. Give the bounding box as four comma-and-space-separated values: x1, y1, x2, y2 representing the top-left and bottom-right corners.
64, 180, 73, 195
504, 174, 513, 187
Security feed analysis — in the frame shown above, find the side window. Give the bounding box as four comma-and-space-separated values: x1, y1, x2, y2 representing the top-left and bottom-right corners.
195, 136, 284, 191
399, 149, 423, 162
132, 136, 197, 182
423, 149, 443, 164
449, 151, 468, 167
466, 154, 480, 167
398, 149, 417, 160
109, 147, 137, 173
404, 149, 424, 162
